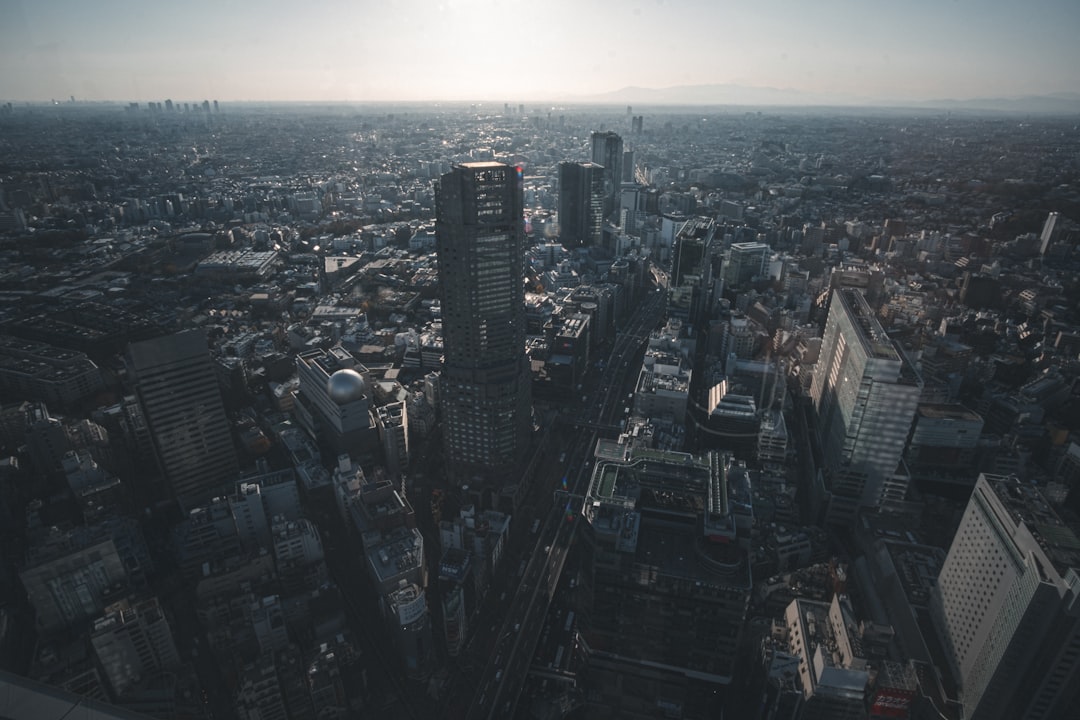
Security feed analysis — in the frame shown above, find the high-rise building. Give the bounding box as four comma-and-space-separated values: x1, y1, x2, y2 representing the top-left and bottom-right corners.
90, 596, 180, 697
590, 131, 624, 220
621, 148, 635, 183
809, 288, 922, 524
292, 345, 378, 461
557, 161, 604, 248
670, 217, 717, 326
435, 162, 532, 490
579, 443, 752, 714
722, 241, 770, 289
930, 474, 1080, 720
374, 400, 409, 480
1039, 210, 1078, 256
20, 533, 130, 633
126, 329, 238, 509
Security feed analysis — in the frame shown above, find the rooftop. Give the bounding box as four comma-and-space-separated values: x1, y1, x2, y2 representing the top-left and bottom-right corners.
984, 473, 1080, 576
917, 403, 982, 422
367, 527, 425, 584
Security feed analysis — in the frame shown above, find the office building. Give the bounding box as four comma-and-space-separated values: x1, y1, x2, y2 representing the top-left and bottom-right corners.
0, 334, 104, 409
23, 401, 72, 482
809, 288, 922, 524
235, 654, 287, 720
669, 217, 717, 326
21, 533, 130, 633
635, 344, 692, 425
366, 526, 432, 676
558, 161, 604, 248
621, 148, 635, 183
126, 329, 239, 509
758, 409, 789, 465
374, 400, 409, 480
779, 595, 878, 720
435, 162, 532, 491
541, 311, 591, 397
579, 444, 752, 714
929, 474, 1080, 720
722, 241, 770, 289
1039, 210, 1078, 257
230, 466, 302, 552
905, 403, 984, 486
292, 345, 378, 461
590, 131, 624, 220
271, 516, 327, 595
438, 549, 475, 657
90, 596, 180, 697
306, 635, 365, 717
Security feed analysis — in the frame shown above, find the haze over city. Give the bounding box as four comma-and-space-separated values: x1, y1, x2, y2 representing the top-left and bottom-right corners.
3, 0, 1080, 105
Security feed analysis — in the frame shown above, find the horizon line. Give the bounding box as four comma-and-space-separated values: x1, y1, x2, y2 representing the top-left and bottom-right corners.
4, 97, 1080, 113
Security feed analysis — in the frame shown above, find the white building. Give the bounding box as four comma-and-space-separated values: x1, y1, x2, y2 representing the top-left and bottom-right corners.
930, 474, 1080, 720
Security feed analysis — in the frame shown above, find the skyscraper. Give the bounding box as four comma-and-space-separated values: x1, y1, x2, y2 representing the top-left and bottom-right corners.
590, 130, 624, 220
809, 288, 922, 524
435, 162, 532, 491
127, 329, 238, 509
557, 160, 604, 249
930, 474, 1080, 720
1038, 210, 1078, 257
669, 217, 717, 326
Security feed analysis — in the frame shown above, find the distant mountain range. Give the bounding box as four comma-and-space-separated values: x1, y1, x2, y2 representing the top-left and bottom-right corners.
564, 83, 1080, 114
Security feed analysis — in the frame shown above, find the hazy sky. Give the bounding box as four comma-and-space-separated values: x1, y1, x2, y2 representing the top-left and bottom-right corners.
2, 0, 1079, 103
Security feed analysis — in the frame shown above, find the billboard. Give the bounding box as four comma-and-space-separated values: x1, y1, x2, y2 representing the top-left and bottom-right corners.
870, 687, 914, 719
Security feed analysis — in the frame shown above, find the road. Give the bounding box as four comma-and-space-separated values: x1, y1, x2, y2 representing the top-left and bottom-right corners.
464, 285, 667, 719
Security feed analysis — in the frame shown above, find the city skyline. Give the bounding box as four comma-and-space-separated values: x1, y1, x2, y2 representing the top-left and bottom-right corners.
3, 0, 1080, 105
2, 81, 1080, 718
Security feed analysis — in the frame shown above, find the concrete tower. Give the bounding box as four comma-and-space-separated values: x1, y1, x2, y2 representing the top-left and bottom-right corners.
590, 130, 624, 220
809, 288, 922, 524
557, 160, 604, 249
127, 329, 238, 509
435, 161, 532, 493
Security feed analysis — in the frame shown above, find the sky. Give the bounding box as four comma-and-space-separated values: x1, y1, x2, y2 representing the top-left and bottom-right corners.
2, 0, 1079, 104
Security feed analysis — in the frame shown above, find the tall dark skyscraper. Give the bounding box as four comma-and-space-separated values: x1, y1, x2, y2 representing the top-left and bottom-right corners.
590, 130, 624, 220
126, 329, 238, 509
435, 162, 532, 491
558, 160, 604, 249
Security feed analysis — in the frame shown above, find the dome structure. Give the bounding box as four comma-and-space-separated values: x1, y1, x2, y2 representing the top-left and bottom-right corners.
327, 369, 366, 404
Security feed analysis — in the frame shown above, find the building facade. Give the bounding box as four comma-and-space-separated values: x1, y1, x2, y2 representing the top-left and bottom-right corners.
723, 241, 770, 290
292, 345, 378, 461
590, 131, 624, 221
809, 289, 922, 524
435, 162, 532, 491
579, 443, 752, 714
126, 329, 239, 509
930, 474, 1080, 720
557, 161, 604, 249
